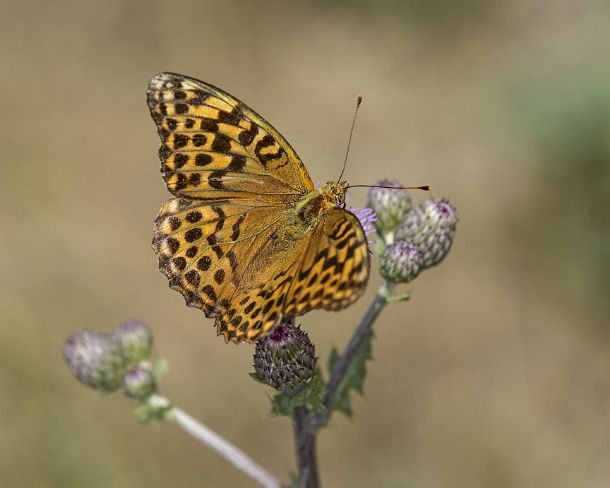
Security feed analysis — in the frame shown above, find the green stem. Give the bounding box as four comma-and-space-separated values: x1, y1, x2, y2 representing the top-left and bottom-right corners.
291, 283, 393, 484
293, 406, 320, 488
323, 285, 389, 410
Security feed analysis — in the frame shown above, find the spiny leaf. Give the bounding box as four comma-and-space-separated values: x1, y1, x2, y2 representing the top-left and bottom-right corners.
133, 394, 173, 423
133, 403, 172, 423
327, 331, 374, 417
270, 369, 326, 417
248, 372, 266, 384
287, 471, 303, 488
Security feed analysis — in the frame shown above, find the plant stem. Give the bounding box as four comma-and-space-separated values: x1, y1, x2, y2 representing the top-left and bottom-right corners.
323, 287, 387, 410
293, 406, 320, 488
154, 396, 281, 488
291, 285, 390, 485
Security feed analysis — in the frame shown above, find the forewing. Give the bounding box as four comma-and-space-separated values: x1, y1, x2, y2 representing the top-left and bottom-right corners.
147, 72, 314, 201
285, 208, 370, 315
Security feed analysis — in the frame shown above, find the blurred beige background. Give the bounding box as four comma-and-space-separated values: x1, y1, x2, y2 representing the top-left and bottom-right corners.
1, 0, 609, 487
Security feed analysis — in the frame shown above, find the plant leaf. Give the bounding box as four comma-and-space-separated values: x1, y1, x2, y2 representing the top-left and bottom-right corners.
269, 369, 326, 417
152, 357, 169, 382
133, 403, 172, 423
248, 372, 266, 384
327, 331, 374, 417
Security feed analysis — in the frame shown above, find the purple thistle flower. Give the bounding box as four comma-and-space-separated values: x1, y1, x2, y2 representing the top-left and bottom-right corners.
267, 322, 296, 346
348, 207, 377, 252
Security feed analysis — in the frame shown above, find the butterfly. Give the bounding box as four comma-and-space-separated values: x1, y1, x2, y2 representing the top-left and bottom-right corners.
147, 73, 370, 343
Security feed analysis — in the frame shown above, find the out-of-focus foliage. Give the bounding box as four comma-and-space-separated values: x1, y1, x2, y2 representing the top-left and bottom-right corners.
328, 331, 374, 418
504, 62, 610, 314
305, 0, 497, 33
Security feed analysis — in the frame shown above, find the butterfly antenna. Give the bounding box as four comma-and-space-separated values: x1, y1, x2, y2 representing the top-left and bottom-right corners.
348, 184, 432, 191
338, 95, 363, 182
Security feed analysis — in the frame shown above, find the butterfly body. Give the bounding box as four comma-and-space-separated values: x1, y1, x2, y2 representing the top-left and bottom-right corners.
148, 73, 369, 343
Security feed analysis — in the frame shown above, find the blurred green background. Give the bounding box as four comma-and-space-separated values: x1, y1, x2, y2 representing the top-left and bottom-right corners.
2, 0, 609, 486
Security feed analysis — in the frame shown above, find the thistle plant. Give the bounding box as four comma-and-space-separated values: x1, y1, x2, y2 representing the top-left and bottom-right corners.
253, 323, 316, 392
63, 181, 457, 488
395, 198, 458, 268
366, 179, 412, 238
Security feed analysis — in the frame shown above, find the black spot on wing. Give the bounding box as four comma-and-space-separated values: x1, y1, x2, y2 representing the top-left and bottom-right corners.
197, 256, 212, 271
186, 210, 202, 223
202, 285, 217, 302
175, 103, 189, 115
185, 269, 200, 287
208, 170, 226, 189
195, 153, 213, 166
166, 238, 180, 254
174, 133, 189, 149
228, 155, 246, 171
200, 118, 219, 132
192, 134, 207, 147
185, 228, 202, 243
218, 110, 240, 125
211, 133, 232, 152
174, 153, 189, 168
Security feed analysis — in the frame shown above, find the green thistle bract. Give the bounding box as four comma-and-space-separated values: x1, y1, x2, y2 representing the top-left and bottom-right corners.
113, 320, 153, 364
366, 179, 412, 236
379, 240, 423, 283
63, 331, 127, 392
124, 366, 157, 400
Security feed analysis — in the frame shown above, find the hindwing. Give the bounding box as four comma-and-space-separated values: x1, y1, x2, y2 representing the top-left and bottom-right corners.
214, 208, 370, 342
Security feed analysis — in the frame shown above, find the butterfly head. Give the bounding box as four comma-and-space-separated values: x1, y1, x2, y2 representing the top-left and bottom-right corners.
320, 180, 349, 207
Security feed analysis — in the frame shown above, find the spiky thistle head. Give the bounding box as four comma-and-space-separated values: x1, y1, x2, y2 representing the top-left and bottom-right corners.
123, 365, 157, 400
395, 198, 458, 269
63, 331, 127, 392
366, 179, 412, 235
113, 320, 153, 364
253, 323, 316, 391
379, 240, 423, 283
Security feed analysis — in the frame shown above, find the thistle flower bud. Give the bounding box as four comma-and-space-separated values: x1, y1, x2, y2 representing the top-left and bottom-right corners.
123, 366, 157, 400
395, 198, 457, 268
113, 320, 153, 364
379, 240, 423, 283
366, 179, 412, 235
63, 331, 127, 392
253, 323, 316, 391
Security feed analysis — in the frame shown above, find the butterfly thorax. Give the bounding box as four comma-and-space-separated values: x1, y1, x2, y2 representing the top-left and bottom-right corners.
290, 180, 348, 232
